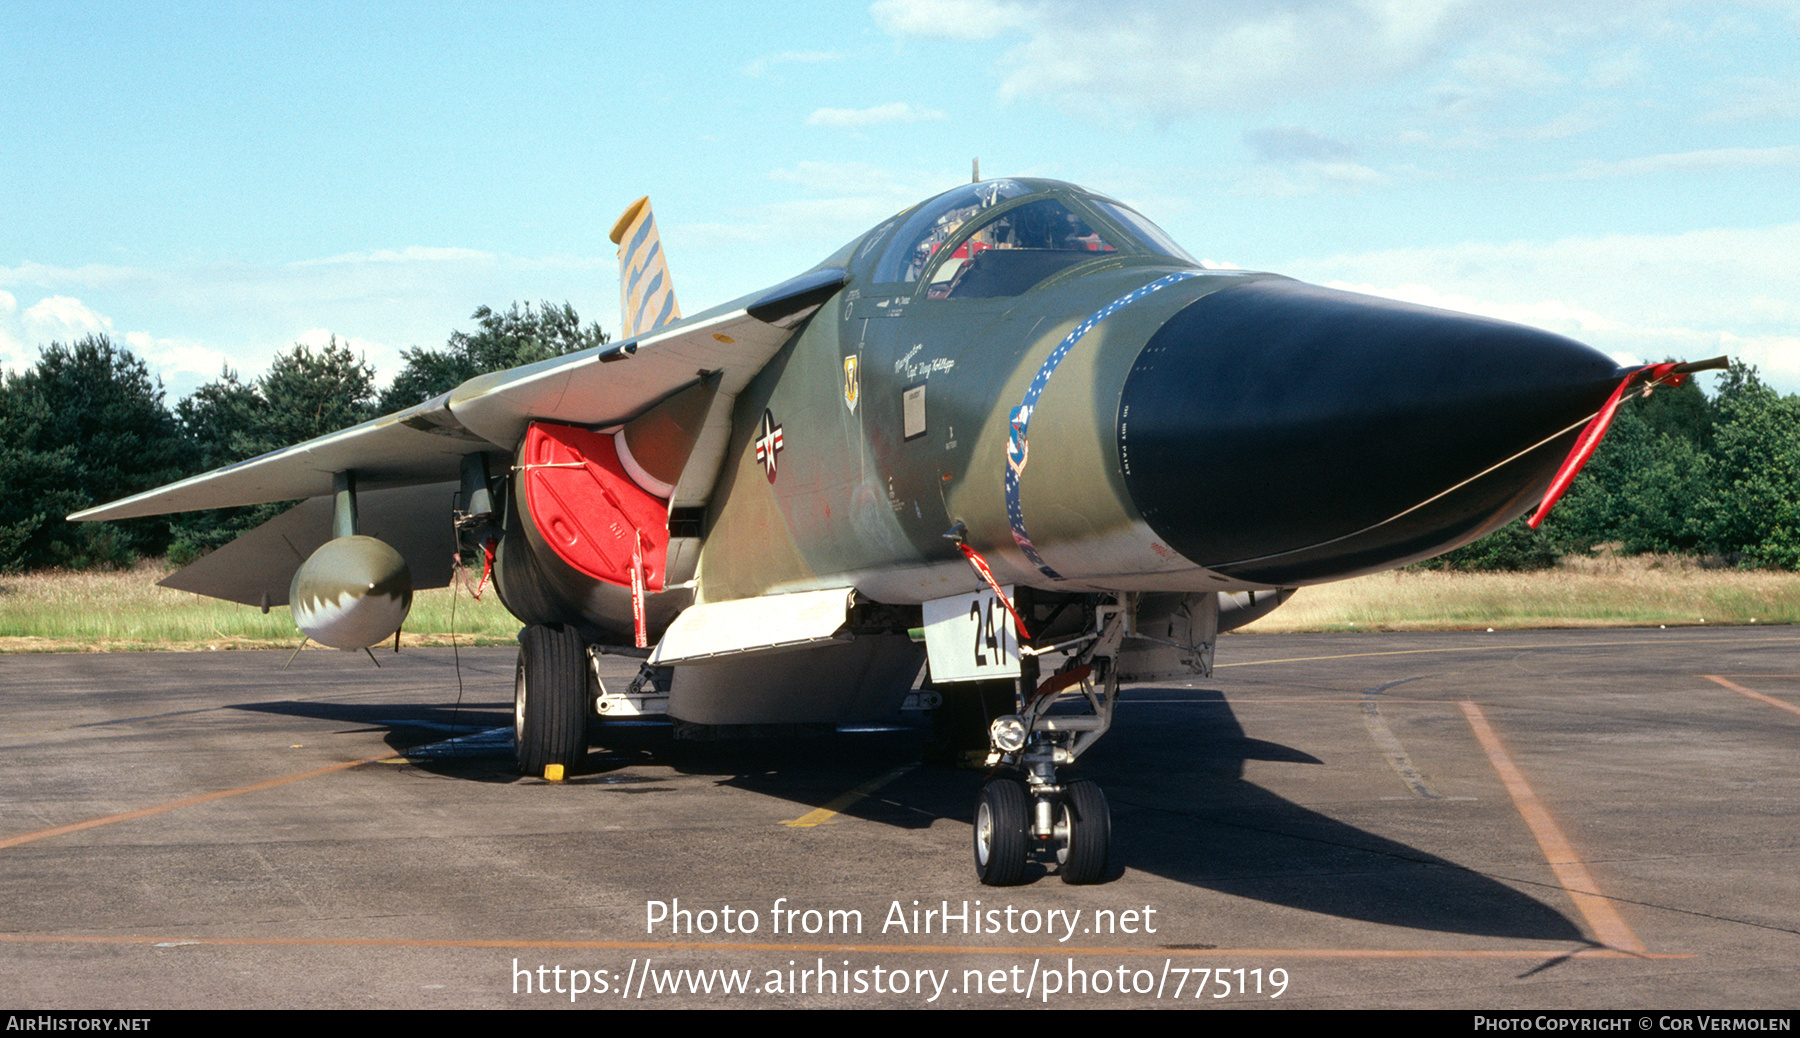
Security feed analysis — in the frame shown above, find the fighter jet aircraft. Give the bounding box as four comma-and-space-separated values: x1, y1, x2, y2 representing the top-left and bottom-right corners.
75, 177, 1716, 886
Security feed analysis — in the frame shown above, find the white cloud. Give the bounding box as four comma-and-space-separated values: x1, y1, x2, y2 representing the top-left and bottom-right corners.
869, 0, 1036, 41
1231, 161, 1388, 197
1244, 126, 1357, 163
296, 246, 494, 267
0, 261, 165, 296
1, 292, 143, 379
0, 247, 617, 399
769, 160, 917, 194
1558, 144, 1800, 179
1451, 46, 1565, 94
1697, 76, 1800, 124
123, 330, 237, 393
22, 295, 113, 341
684, 161, 938, 262
1321, 280, 1628, 336
0, 290, 25, 373
0, 294, 230, 396
1234, 127, 1386, 195
868, 0, 1781, 155
806, 102, 946, 128
1582, 48, 1645, 89
1296, 221, 1800, 394
978, 0, 1472, 119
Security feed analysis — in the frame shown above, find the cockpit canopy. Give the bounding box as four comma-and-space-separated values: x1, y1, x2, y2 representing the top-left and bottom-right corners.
859, 179, 1196, 300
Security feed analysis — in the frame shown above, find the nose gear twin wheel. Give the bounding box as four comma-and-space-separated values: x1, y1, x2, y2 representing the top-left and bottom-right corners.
974, 779, 1029, 886
973, 776, 1112, 886
1056, 779, 1110, 885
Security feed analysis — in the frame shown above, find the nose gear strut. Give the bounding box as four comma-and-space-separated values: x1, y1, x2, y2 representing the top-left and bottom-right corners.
974, 590, 1127, 885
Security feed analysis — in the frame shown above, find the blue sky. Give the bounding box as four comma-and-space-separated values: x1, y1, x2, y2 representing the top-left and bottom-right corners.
4, 0, 1797, 400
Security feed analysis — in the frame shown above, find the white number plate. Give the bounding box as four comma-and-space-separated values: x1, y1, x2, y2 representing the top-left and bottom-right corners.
923, 586, 1021, 683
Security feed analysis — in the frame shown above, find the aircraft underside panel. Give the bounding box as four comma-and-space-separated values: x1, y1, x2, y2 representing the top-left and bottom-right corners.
1115, 591, 1219, 681
648, 587, 923, 725
648, 587, 858, 665
666, 635, 924, 726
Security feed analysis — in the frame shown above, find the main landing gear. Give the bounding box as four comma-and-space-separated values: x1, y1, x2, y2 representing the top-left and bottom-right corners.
972, 593, 1124, 886
514, 623, 589, 776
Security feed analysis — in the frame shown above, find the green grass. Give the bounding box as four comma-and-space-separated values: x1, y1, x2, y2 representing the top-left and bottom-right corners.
2, 555, 1795, 652
0, 562, 523, 651
1241, 554, 1800, 633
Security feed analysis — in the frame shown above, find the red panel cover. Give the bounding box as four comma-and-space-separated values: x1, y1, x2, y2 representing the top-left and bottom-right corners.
522, 422, 669, 591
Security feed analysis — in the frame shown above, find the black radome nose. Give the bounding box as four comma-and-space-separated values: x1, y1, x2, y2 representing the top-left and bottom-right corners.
1116, 278, 1623, 584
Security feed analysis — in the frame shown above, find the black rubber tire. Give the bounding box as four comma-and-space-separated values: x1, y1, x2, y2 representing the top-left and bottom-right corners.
515, 623, 588, 776
1058, 778, 1111, 885
973, 778, 1030, 886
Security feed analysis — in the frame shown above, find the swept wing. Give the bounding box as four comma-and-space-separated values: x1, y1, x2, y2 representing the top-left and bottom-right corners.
71, 266, 848, 524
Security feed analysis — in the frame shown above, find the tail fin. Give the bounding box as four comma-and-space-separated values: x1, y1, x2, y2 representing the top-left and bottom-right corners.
610, 196, 682, 339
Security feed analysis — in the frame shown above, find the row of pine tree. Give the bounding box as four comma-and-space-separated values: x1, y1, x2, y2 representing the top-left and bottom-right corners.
3, 306, 1794, 573
0, 303, 603, 571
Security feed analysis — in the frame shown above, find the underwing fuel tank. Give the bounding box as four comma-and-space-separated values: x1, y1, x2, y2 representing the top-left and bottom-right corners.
288, 535, 413, 649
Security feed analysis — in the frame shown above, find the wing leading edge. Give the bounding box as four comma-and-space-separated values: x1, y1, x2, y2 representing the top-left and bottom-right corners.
71, 266, 850, 524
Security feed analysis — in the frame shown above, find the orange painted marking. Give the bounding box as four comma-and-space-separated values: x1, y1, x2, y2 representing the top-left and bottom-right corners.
1218, 634, 1790, 670
0, 753, 394, 850
1702, 674, 1800, 717
0, 932, 1687, 958
1459, 701, 1646, 954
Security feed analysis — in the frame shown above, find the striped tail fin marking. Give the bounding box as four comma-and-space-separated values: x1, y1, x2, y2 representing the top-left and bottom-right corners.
609, 196, 682, 339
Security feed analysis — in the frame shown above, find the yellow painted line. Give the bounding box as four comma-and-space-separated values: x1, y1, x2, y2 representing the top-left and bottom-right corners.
0, 932, 1688, 958
1702, 674, 1800, 717
1130, 697, 1439, 704
781, 764, 917, 828
1459, 702, 1645, 954
1218, 634, 1793, 669
0, 753, 396, 850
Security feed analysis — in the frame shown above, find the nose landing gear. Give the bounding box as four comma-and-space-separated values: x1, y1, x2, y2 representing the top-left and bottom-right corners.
972, 593, 1125, 886
974, 778, 1030, 886
1056, 778, 1111, 884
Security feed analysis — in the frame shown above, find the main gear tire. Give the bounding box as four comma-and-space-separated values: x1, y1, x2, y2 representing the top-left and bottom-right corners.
515, 623, 588, 776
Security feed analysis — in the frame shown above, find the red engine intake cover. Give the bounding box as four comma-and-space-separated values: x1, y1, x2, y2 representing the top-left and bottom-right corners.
521, 422, 670, 592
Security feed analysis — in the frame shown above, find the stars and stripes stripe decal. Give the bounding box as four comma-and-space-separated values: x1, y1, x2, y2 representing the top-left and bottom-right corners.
1004, 272, 1200, 580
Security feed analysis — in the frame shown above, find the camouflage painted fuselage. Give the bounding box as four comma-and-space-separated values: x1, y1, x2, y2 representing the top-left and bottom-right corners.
696, 181, 1618, 612
495, 179, 1621, 649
